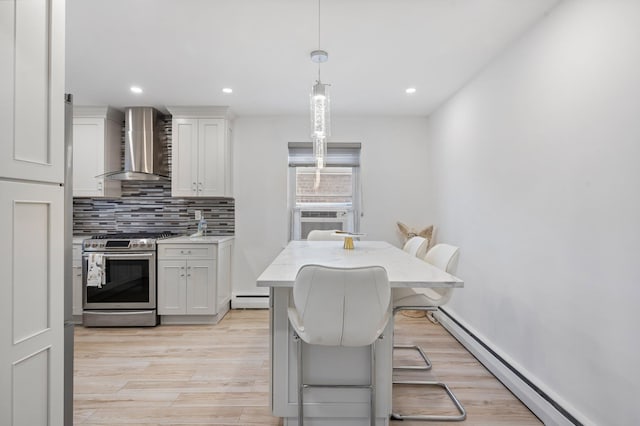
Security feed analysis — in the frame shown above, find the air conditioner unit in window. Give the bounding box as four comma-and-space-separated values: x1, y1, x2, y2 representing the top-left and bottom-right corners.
292, 207, 354, 240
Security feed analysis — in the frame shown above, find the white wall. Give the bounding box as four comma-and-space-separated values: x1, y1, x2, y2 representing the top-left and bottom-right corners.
232, 116, 431, 298
425, 1, 640, 425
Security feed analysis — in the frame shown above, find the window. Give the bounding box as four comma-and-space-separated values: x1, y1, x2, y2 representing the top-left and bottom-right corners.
288, 142, 362, 240
295, 167, 353, 205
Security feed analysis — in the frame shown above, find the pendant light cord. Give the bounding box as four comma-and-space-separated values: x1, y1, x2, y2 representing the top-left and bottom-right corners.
318, 0, 321, 82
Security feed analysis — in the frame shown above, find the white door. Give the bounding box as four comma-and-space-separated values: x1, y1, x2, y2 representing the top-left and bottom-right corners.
0, 0, 65, 184
0, 182, 65, 425
0, 0, 66, 425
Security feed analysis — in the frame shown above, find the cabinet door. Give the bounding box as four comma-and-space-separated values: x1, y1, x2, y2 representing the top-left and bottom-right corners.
186, 259, 216, 315
0, 0, 65, 184
198, 119, 226, 196
171, 119, 199, 196
157, 260, 187, 315
0, 181, 64, 426
73, 118, 105, 196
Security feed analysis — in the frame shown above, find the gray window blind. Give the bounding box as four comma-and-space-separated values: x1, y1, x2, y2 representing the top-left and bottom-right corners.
288, 142, 361, 167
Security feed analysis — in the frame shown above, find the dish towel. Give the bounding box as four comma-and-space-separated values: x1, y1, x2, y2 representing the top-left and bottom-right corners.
86, 253, 105, 288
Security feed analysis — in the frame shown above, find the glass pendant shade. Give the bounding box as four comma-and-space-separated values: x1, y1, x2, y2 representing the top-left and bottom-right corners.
310, 81, 330, 140
312, 136, 327, 168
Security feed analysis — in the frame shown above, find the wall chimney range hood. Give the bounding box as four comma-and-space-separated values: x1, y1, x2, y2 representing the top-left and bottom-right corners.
102, 107, 169, 181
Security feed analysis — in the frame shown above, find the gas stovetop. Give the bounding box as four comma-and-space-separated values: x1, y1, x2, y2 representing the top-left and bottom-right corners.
83, 232, 176, 251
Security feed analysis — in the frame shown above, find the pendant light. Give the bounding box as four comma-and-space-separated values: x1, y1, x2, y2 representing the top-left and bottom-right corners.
310, 0, 330, 169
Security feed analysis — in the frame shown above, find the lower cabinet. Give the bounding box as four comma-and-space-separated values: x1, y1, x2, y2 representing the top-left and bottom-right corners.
158, 259, 215, 315
157, 239, 232, 324
72, 239, 84, 323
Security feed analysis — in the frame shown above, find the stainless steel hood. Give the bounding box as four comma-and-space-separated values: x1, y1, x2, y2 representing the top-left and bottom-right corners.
104, 107, 169, 180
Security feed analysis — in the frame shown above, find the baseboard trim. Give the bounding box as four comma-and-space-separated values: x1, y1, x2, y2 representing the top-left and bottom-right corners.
231, 294, 269, 309
436, 308, 583, 426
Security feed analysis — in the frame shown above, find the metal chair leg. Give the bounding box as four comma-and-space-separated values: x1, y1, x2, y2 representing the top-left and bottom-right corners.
393, 306, 438, 371
296, 334, 378, 426
391, 306, 465, 422
393, 343, 432, 370
296, 334, 304, 426
391, 380, 467, 422
370, 340, 376, 426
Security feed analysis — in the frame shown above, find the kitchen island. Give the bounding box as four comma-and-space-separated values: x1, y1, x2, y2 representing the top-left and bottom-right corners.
257, 240, 463, 426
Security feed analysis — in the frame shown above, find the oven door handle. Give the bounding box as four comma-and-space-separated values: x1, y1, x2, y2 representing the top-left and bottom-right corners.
98, 253, 155, 260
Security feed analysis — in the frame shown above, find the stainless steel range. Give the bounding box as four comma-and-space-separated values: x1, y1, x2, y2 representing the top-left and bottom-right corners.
82, 232, 173, 327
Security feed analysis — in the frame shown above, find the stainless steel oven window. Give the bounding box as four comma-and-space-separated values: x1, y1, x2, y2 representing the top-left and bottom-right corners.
82, 252, 156, 310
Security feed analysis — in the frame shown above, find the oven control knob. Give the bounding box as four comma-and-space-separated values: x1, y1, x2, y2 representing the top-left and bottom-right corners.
132, 242, 138, 247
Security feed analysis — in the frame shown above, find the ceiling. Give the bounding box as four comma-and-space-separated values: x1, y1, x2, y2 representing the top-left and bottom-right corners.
66, 0, 559, 117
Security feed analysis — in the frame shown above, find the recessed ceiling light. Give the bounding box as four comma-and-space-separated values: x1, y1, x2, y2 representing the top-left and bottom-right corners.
222, 88, 233, 94
405, 87, 417, 94
130, 86, 143, 94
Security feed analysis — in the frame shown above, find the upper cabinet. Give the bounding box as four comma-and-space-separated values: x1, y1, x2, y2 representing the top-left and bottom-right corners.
167, 106, 233, 197
0, 0, 66, 184
73, 106, 123, 197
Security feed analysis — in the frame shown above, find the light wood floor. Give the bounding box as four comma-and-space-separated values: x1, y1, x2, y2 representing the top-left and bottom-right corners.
74, 309, 542, 425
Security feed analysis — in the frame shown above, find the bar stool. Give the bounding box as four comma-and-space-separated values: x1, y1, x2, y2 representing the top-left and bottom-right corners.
391, 243, 466, 421
288, 265, 391, 426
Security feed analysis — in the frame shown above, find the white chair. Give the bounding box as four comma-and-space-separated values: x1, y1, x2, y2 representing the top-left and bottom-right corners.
402, 236, 429, 259
307, 229, 345, 241
391, 243, 466, 422
288, 265, 391, 426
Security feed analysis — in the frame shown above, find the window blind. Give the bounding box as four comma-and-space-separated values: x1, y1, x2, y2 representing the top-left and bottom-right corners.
288, 142, 361, 167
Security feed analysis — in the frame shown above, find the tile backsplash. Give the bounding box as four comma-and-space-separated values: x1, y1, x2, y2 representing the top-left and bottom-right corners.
73, 182, 234, 235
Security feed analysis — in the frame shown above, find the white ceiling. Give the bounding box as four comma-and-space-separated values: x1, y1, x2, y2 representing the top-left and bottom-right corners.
66, 0, 559, 117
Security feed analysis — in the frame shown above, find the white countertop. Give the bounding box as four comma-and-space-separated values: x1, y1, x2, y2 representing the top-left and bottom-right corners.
158, 235, 234, 244
257, 240, 464, 289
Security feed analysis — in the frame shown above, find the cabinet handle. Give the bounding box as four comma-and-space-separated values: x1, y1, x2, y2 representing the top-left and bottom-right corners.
192, 182, 197, 192
187, 274, 191, 277
180, 273, 185, 277
97, 181, 103, 191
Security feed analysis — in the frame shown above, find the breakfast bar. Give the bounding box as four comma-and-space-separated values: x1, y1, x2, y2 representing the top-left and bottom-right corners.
257, 240, 464, 426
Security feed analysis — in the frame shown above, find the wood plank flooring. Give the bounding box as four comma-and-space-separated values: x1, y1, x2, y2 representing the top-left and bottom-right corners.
74, 309, 542, 425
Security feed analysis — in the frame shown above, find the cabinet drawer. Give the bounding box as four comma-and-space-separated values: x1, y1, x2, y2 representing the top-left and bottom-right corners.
158, 244, 216, 259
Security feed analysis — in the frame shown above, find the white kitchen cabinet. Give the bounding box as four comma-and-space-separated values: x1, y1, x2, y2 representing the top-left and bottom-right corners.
157, 237, 233, 324
73, 106, 123, 197
166, 106, 233, 197
72, 238, 84, 323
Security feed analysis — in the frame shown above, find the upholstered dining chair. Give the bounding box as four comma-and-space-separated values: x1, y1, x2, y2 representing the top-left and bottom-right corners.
402, 236, 429, 259
307, 229, 345, 241
288, 265, 391, 426
391, 243, 466, 422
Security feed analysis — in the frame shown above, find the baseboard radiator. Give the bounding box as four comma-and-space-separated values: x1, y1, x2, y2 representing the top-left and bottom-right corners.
436, 308, 584, 426
231, 293, 269, 309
